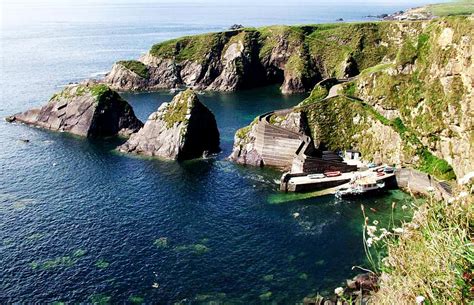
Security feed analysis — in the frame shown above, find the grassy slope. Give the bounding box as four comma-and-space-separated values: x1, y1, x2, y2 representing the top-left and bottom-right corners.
117, 60, 149, 79
369, 187, 473, 304
426, 0, 474, 16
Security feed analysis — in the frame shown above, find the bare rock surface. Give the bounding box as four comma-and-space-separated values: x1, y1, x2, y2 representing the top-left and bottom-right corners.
7, 84, 143, 137
118, 89, 220, 160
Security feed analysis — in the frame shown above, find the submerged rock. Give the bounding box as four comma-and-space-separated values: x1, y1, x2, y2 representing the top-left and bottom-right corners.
118, 89, 220, 160
7, 84, 143, 137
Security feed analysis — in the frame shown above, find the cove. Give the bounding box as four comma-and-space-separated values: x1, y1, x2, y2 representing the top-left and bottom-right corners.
0, 86, 415, 304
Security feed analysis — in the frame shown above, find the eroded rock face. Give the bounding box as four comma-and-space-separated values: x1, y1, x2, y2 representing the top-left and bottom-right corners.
118, 89, 220, 160
7, 84, 143, 137
228, 121, 263, 166
354, 16, 474, 178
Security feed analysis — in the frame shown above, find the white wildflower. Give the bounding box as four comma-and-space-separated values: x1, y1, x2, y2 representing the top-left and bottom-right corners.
402, 205, 408, 210
366, 237, 373, 247
367, 225, 377, 237
293, 212, 300, 218
334, 287, 344, 296
416, 295, 425, 304
379, 228, 390, 239
373, 220, 379, 225
152, 283, 159, 288
393, 227, 404, 234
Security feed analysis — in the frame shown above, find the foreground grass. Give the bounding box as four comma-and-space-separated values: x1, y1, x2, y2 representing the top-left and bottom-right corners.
369, 187, 473, 304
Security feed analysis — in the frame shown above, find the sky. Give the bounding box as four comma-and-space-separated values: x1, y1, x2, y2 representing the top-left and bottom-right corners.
1, 0, 446, 4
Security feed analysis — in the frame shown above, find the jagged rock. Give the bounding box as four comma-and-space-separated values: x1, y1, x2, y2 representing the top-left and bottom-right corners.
7, 84, 143, 137
228, 121, 263, 166
229, 24, 244, 30
346, 279, 357, 289
118, 89, 220, 160
353, 273, 378, 291
341, 56, 359, 78
354, 17, 473, 178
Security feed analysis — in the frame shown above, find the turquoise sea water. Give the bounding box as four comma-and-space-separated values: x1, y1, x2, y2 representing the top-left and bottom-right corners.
1, 1, 424, 303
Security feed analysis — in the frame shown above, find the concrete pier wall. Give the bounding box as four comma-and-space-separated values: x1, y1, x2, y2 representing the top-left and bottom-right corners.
255, 121, 302, 169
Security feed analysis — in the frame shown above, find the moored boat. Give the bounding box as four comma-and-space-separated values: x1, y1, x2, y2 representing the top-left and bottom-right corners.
335, 178, 385, 198
324, 171, 341, 177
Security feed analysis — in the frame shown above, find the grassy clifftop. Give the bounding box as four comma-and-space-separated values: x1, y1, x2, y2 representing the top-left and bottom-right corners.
147, 21, 409, 82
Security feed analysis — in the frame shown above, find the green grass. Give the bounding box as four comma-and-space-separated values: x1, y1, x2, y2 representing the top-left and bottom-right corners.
162, 90, 195, 128
342, 82, 356, 96
419, 149, 457, 180
117, 60, 149, 79
361, 63, 393, 75
90, 84, 111, 100
426, 0, 474, 16
370, 188, 473, 304
361, 103, 456, 180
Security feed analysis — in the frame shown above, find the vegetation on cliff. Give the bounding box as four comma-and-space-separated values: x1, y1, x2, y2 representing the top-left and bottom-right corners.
139, 20, 423, 93
162, 89, 194, 128
117, 60, 149, 79
368, 187, 473, 304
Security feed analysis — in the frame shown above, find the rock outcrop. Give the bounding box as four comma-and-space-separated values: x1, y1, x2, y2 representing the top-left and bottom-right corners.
103, 22, 420, 94
7, 84, 143, 137
229, 16, 473, 180
118, 89, 220, 160
351, 16, 473, 178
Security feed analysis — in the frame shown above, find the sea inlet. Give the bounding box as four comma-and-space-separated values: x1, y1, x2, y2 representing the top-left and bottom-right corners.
0, 86, 417, 303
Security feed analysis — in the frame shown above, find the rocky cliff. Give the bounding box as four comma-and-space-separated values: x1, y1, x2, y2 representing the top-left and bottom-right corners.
231, 16, 473, 180
344, 15, 473, 179
7, 84, 143, 137
104, 22, 414, 94
118, 89, 220, 160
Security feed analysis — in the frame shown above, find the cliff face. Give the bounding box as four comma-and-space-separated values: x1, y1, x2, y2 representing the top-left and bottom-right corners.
7, 84, 143, 137
118, 89, 220, 160
230, 16, 473, 180
104, 22, 413, 94
349, 16, 473, 179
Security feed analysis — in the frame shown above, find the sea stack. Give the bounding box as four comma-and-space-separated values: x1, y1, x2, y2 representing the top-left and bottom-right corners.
7, 83, 143, 137
118, 89, 220, 160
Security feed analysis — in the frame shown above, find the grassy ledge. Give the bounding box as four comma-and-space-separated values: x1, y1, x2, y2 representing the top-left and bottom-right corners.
117, 60, 149, 79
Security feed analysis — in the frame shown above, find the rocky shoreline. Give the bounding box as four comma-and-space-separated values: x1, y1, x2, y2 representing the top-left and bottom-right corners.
6, 83, 143, 138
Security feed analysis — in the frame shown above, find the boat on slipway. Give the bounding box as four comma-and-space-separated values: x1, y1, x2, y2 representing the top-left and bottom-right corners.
335, 177, 386, 198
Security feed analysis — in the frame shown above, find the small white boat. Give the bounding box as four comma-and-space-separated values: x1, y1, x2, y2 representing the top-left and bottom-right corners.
336, 179, 385, 198
308, 173, 325, 179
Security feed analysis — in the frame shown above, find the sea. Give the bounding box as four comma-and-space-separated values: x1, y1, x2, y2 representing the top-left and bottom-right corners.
0, 1, 430, 303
